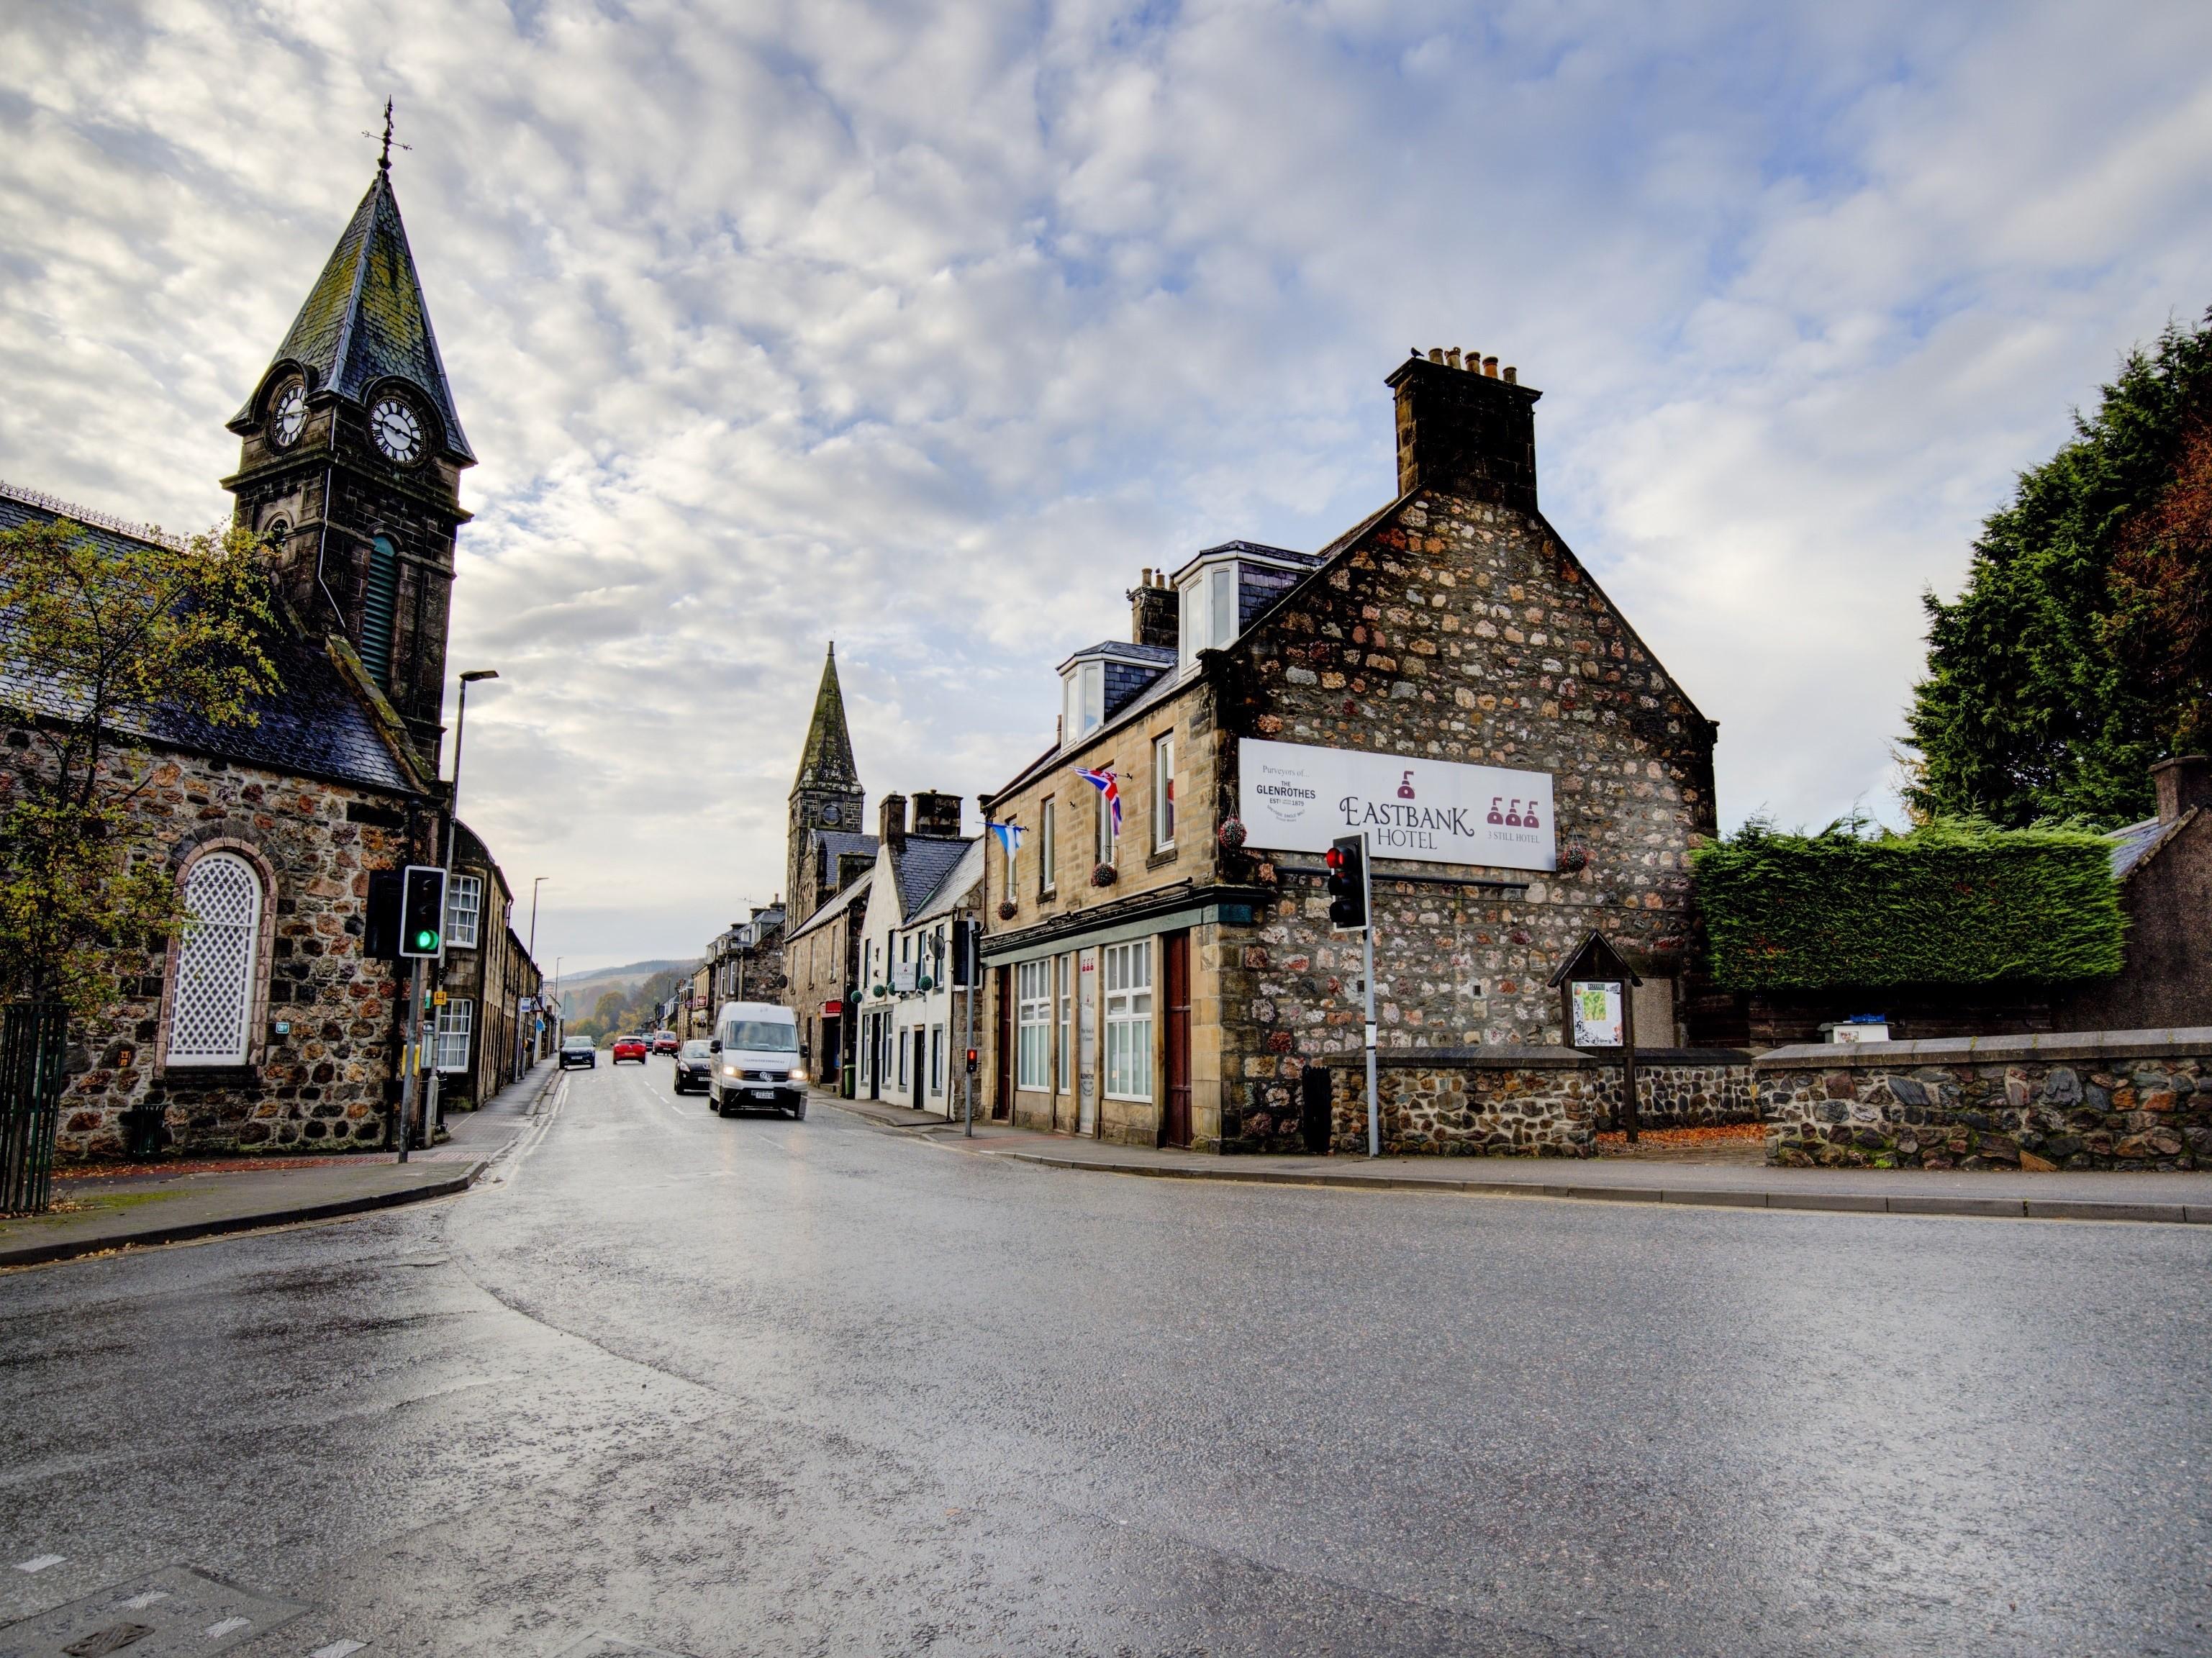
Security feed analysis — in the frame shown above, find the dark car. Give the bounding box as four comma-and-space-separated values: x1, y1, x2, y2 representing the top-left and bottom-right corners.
559, 1036, 597, 1070
612, 1034, 649, 1064
673, 1038, 715, 1095
652, 1031, 681, 1055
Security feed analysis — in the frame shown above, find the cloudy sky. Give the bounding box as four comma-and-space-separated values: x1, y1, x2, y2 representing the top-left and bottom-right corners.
6, 1, 2211, 973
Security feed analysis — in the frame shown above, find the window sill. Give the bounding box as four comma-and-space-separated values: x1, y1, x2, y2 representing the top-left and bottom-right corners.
1146, 846, 1179, 869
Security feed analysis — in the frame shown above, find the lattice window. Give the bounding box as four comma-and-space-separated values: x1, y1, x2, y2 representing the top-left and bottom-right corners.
436, 998, 473, 1073
166, 852, 263, 1066
446, 874, 482, 948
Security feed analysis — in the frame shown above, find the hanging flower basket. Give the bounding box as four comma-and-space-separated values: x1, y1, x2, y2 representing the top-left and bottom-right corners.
998, 900, 1018, 921
1557, 841, 1591, 874
1091, 862, 1118, 887
1218, 816, 1247, 851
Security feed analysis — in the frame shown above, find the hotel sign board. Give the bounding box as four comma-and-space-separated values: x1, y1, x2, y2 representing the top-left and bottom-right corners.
1238, 739, 1557, 871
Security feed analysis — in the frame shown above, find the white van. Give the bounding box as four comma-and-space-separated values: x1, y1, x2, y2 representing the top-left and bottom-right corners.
711, 1001, 808, 1119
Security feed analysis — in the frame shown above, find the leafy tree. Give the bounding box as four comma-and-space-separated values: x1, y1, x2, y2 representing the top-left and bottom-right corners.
1905, 309, 2212, 826
0, 517, 278, 1015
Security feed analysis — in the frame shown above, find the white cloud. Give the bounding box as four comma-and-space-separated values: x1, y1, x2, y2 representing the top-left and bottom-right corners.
4, 0, 2211, 969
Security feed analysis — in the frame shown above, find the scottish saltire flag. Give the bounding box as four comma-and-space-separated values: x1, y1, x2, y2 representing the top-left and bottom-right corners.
986, 821, 1025, 856
1074, 766, 1121, 832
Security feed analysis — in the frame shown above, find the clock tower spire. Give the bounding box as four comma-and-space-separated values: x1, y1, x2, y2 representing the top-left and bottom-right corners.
222, 142, 473, 771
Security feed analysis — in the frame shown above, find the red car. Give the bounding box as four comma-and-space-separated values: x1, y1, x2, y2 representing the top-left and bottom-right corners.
652, 1031, 680, 1054
611, 1034, 649, 1064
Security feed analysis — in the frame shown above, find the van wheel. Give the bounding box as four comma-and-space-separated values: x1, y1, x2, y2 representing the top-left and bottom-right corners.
791, 1100, 807, 1121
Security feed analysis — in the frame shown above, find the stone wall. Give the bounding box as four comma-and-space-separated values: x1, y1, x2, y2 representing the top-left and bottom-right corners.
1590, 1051, 1757, 1128
1757, 1030, 2212, 1172
1323, 1051, 1601, 1156
15, 738, 428, 1161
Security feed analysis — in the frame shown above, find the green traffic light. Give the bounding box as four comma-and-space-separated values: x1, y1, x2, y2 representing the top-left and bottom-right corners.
414, 930, 439, 950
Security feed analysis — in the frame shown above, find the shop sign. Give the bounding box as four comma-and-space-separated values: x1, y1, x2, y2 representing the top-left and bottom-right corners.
1238, 738, 1557, 870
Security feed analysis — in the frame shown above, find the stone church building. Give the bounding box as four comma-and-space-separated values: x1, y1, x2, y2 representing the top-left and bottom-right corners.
1, 151, 535, 1158
978, 348, 1723, 1154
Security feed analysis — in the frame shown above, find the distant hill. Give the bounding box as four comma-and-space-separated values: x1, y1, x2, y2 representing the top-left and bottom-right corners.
554, 958, 693, 1005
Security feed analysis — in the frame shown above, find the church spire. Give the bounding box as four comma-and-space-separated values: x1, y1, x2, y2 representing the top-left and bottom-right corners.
227, 165, 473, 465
792, 643, 861, 794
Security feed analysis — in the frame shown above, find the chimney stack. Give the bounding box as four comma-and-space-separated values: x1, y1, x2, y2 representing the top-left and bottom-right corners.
2152, 754, 2212, 823
1130, 568, 1179, 651
910, 789, 962, 838
1387, 346, 1541, 511
880, 792, 908, 851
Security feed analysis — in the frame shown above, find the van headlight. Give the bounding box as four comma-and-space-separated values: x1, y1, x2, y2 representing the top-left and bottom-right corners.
787, 1067, 807, 1082
721, 1063, 741, 1078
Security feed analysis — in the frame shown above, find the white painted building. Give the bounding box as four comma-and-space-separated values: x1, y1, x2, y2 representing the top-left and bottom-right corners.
853, 792, 984, 1118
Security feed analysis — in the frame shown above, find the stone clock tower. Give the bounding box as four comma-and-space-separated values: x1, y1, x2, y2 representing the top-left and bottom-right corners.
221, 149, 474, 770
788, 643, 867, 921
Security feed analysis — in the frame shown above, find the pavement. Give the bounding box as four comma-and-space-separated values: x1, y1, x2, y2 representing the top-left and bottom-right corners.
2, 1050, 2206, 1657
0, 1058, 560, 1268
820, 1086, 2212, 1223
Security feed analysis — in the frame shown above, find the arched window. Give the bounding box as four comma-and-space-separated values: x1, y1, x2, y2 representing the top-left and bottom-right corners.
166, 852, 264, 1066
361, 534, 400, 689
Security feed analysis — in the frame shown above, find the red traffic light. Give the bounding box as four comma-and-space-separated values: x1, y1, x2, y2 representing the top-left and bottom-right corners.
1325, 846, 1346, 872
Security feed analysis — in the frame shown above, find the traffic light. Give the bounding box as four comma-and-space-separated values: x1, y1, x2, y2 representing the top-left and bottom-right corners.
364, 870, 403, 961
1325, 834, 1369, 931
399, 865, 448, 959
951, 919, 981, 987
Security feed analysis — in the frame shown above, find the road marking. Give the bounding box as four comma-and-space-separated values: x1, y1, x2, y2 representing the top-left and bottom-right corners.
206, 1617, 252, 1637
14, 1553, 64, 1572
119, 1590, 170, 1608
309, 1641, 367, 1657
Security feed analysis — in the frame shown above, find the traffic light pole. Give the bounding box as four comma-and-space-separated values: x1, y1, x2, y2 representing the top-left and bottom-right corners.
396, 957, 424, 1164
1361, 832, 1379, 1159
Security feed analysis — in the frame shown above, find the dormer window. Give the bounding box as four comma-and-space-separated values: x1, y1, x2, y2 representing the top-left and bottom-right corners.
1061, 659, 1105, 745
1178, 560, 1238, 673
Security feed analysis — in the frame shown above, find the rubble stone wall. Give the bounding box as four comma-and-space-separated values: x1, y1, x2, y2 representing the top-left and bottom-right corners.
1757, 1030, 2212, 1171
10, 737, 424, 1161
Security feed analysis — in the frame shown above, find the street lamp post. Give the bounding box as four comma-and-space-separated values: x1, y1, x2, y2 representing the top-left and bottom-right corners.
520, 876, 547, 1074
424, 669, 498, 1143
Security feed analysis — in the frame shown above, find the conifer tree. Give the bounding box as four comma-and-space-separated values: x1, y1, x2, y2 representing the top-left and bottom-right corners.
1905, 309, 2212, 826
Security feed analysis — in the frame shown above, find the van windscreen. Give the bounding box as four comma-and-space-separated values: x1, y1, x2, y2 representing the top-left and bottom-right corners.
721, 1020, 798, 1053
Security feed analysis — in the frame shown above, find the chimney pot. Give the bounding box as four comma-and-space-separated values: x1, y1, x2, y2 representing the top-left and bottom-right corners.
911, 789, 962, 838
1482, 355, 1500, 377
1428, 348, 1444, 363
1503, 365, 1518, 384
2152, 754, 2212, 823
1445, 348, 1461, 370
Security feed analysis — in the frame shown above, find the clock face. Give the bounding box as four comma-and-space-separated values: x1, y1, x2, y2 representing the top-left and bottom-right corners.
822, 804, 842, 825
270, 381, 307, 448
369, 396, 425, 464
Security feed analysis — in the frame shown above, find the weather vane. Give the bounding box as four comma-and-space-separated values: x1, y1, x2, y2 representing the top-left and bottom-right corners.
364, 97, 412, 171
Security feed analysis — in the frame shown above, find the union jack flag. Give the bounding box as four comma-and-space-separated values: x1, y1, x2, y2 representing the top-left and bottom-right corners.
1074, 766, 1121, 832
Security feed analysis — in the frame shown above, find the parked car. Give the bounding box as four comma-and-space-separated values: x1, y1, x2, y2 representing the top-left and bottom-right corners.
611, 1034, 649, 1064
673, 1038, 715, 1095
559, 1036, 597, 1070
710, 1000, 807, 1118
652, 1031, 681, 1055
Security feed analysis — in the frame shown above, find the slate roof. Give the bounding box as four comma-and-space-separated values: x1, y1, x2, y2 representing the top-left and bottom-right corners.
786, 865, 872, 941
0, 487, 417, 795
228, 168, 473, 464
906, 837, 982, 924
815, 829, 880, 867
891, 834, 974, 918
794, 643, 862, 792
2106, 813, 2197, 879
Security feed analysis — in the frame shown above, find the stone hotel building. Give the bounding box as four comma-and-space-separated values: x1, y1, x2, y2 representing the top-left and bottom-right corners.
978, 348, 1721, 1154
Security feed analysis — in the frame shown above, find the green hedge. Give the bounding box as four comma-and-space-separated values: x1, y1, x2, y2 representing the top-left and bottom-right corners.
1692, 820, 2124, 990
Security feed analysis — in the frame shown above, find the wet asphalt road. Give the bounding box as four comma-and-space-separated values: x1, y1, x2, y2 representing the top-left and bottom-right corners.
4, 1056, 2210, 1658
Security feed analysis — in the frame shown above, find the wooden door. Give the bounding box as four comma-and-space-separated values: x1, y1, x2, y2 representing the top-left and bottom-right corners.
1162, 930, 1192, 1148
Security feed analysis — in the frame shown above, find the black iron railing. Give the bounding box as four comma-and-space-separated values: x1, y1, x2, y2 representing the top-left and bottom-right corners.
1, 1003, 68, 1214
